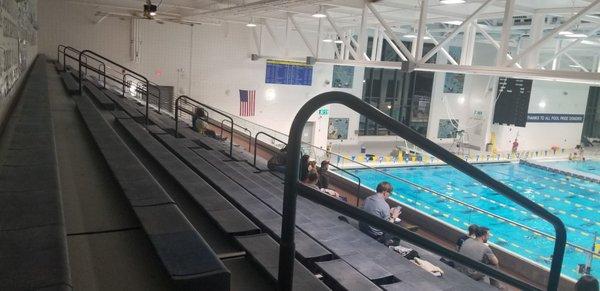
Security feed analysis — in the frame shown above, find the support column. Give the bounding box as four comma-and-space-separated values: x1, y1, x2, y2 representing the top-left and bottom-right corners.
415, 0, 429, 61
524, 12, 545, 68
460, 21, 476, 66
358, 2, 369, 60
551, 40, 562, 70
497, 0, 515, 66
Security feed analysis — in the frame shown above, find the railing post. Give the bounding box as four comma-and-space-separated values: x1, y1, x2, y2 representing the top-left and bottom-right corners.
174, 96, 181, 137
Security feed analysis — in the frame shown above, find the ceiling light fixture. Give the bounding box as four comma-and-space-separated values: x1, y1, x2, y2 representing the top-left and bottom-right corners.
444, 20, 463, 25
323, 38, 333, 43
144, 2, 158, 17
246, 18, 257, 27
559, 31, 573, 36
565, 33, 587, 38
440, 0, 466, 4
403, 34, 417, 38
334, 39, 344, 44
312, 6, 326, 18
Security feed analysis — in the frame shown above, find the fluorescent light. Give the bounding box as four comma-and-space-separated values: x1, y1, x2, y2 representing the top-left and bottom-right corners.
312, 12, 326, 18
581, 40, 597, 45
323, 38, 333, 43
246, 22, 257, 27
558, 31, 573, 36
440, 0, 466, 4
444, 20, 463, 25
566, 33, 587, 38
334, 39, 344, 44
403, 34, 417, 38
569, 64, 583, 68
149, 12, 156, 16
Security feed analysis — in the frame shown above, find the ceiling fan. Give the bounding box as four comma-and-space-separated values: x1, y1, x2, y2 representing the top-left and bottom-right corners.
94, 0, 190, 25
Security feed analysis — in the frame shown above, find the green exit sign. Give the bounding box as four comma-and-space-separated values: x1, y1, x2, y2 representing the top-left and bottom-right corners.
318, 108, 329, 116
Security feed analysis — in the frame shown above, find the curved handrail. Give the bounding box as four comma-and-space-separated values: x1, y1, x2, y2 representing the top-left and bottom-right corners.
221, 118, 252, 151
79, 50, 149, 125
253, 131, 287, 167
278, 91, 566, 291
174, 95, 234, 157
57, 45, 66, 69
61, 46, 107, 87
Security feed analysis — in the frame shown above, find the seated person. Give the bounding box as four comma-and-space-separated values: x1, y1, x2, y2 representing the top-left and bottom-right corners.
304, 170, 343, 200
191, 107, 206, 133
358, 181, 401, 246
575, 275, 599, 291
267, 147, 287, 173
456, 227, 501, 288
317, 160, 330, 189
300, 155, 310, 181
457, 224, 479, 251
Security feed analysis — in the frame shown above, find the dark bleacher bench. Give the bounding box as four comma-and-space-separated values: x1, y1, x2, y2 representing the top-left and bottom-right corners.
74, 93, 230, 290
236, 234, 330, 291
115, 117, 259, 235
60, 71, 79, 94
316, 260, 381, 291
196, 149, 493, 290
82, 80, 114, 110
103, 89, 145, 121
0, 55, 72, 290
152, 134, 331, 262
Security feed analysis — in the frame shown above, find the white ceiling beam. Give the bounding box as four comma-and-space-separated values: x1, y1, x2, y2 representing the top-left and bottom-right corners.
564, 53, 590, 72
420, 0, 498, 64
366, 2, 415, 62
381, 33, 408, 62
475, 24, 522, 68
325, 11, 359, 60
496, 0, 515, 66
264, 20, 284, 52
415, 0, 429, 61
507, 0, 600, 66
426, 31, 457, 65
539, 25, 600, 67
289, 15, 316, 57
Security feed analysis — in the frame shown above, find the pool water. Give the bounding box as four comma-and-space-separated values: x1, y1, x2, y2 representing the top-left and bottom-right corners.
544, 160, 600, 177
338, 162, 600, 280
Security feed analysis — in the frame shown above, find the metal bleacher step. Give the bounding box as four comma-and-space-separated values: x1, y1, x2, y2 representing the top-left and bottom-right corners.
114, 116, 260, 236
315, 259, 381, 291
236, 233, 330, 291
0, 55, 71, 290
74, 92, 230, 290
59, 71, 79, 94
82, 80, 115, 110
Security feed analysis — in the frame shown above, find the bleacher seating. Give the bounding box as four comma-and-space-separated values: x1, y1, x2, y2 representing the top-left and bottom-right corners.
73, 91, 230, 290
104, 86, 491, 290
0, 55, 72, 290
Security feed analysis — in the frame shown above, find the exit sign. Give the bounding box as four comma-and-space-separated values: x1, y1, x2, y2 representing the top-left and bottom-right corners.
318, 108, 329, 116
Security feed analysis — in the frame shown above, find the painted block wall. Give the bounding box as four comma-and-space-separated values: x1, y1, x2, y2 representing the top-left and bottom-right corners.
0, 0, 38, 129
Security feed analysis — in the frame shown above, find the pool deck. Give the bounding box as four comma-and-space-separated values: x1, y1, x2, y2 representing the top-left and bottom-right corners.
521, 159, 600, 183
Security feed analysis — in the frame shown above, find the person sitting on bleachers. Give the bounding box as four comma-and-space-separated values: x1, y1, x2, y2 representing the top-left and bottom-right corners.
456, 227, 502, 288
317, 160, 330, 189
267, 146, 287, 173
303, 170, 343, 200
457, 224, 479, 251
358, 182, 401, 246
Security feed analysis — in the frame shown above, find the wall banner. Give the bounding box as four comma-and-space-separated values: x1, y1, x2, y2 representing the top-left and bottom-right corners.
526, 113, 584, 123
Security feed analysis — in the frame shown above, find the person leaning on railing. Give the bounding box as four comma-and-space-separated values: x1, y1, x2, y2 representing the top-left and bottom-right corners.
358, 181, 402, 247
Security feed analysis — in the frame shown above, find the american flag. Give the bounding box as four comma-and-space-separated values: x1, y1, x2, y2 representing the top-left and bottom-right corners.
239, 90, 256, 116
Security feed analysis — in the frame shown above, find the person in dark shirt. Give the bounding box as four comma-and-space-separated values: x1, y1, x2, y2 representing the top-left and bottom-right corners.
317, 160, 330, 189
457, 224, 479, 251
267, 146, 287, 173
575, 275, 599, 291
299, 155, 310, 181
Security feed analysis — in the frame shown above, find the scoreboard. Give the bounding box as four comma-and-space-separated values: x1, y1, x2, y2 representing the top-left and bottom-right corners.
493, 77, 533, 127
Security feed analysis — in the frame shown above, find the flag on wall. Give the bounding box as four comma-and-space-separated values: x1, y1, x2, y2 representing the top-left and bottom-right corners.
239, 90, 256, 116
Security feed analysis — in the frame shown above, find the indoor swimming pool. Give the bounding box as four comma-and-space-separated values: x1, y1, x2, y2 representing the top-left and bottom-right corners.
542, 160, 600, 177
338, 162, 600, 280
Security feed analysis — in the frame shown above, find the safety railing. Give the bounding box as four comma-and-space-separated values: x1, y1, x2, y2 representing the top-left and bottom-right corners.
220, 119, 252, 151
123, 74, 162, 113
60, 46, 106, 85
174, 95, 234, 157
78, 50, 150, 125
278, 91, 566, 291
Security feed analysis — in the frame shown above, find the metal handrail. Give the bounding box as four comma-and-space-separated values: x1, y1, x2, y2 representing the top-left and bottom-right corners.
174, 95, 234, 157
123, 73, 162, 113
220, 119, 252, 151
61, 46, 107, 86
57, 45, 66, 69
253, 131, 287, 167
278, 91, 566, 291
79, 50, 150, 125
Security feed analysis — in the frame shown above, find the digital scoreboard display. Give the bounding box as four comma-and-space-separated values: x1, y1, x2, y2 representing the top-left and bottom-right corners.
493, 77, 533, 127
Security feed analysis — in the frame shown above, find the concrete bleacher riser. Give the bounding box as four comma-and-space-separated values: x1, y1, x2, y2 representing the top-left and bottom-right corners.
0, 55, 72, 290
71, 87, 231, 290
